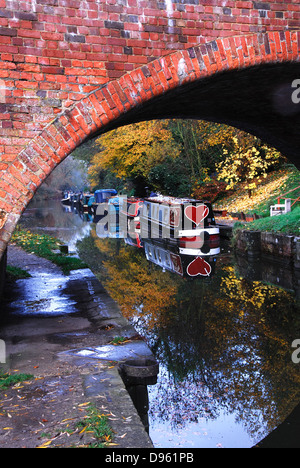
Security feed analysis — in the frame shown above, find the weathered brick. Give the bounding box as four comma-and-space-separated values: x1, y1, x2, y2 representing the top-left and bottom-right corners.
0, 0, 299, 259
41, 66, 65, 75
0, 27, 17, 36
64, 33, 86, 43
15, 11, 38, 21
253, 2, 271, 10
104, 20, 124, 30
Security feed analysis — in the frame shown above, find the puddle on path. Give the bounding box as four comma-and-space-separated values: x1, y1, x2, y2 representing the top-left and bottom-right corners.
61, 340, 153, 362
5, 273, 78, 317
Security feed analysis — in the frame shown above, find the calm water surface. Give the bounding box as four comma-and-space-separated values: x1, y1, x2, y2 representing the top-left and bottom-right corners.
20, 199, 300, 448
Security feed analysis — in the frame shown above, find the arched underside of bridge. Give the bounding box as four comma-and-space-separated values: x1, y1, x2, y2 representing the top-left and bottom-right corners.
99, 61, 300, 166
0, 31, 300, 257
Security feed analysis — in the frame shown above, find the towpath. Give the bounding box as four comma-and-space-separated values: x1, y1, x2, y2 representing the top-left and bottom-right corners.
0, 245, 154, 449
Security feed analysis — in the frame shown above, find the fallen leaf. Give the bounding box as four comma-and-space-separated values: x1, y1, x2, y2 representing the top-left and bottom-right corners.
37, 440, 52, 448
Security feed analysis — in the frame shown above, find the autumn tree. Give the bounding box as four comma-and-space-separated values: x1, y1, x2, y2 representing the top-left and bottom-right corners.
88, 120, 180, 195
216, 135, 285, 197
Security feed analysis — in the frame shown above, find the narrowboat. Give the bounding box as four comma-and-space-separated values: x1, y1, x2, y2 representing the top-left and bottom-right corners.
79, 193, 93, 213
121, 197, 144, 233
91, 189, 118, 218
108, 196, 124, 235
140, 195, 220, 255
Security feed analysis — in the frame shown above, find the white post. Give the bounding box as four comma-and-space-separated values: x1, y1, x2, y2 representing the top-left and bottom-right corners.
285, 198, 291, 213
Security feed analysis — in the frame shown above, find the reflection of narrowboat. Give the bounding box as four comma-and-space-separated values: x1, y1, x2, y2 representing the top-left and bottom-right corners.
61, 191, 71, 205
140, 195, 219, 252
143, 238, 218, 278
125, 233, 144, 249
91, 189, 117, 218
61, 191, 81, 206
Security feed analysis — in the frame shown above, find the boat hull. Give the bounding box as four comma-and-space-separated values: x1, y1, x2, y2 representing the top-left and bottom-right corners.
139, 197, 220, 252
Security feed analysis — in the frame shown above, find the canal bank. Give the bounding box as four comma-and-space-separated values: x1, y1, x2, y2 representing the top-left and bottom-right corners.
2, 199, 300, 448
0, 245, 154, 448
233, 228, 300, 269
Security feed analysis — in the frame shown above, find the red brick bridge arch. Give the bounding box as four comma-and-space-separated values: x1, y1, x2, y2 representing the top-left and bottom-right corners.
0, 0, 300, 258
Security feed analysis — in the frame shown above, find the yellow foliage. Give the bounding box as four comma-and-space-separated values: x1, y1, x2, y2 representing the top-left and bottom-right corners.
216, 135, 283, 195
214, 170, 289, 213
88, 121, 180, 188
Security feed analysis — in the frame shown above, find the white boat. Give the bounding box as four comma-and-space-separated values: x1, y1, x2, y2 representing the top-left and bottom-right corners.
140, 195, 220, 255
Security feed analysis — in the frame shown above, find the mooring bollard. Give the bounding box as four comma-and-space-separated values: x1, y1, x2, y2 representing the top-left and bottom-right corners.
119, 358, 159, 433
0, 339, 6, 364
59, 244, 69, 254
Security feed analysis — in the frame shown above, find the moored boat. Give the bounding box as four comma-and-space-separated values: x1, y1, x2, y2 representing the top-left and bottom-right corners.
140, 194, 220, 255
91, 189, 118, 219
79, 193, 93, 212
121, 197, 144, 233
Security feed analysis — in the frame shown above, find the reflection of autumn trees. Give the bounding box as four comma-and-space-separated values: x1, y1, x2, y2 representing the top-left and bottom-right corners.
85, 230, 178, 330
149, 265, 300, 440
77, 232, 300, 441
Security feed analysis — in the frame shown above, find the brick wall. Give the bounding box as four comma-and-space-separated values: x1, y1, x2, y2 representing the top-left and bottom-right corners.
0, 0, 299, 258
0, 0, 299, 155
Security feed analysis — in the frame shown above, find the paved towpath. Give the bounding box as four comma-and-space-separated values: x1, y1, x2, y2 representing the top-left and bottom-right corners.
0, 245, 154, 449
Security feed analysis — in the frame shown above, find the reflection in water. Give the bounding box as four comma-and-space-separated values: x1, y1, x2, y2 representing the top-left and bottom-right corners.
79, 216, 300, 448
20, 198, 92, 253
20, 199, 300, 448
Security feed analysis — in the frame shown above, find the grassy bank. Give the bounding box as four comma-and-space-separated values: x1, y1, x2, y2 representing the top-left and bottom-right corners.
0, 369, 34, 391
236, 205, 300, 236
6, 265, 32, 280
215, 166, 300, 217
11, 229, 88, 275
214, 165, 299, 236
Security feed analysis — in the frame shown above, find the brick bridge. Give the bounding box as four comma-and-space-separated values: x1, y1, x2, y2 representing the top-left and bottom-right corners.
0, 0, 299, 258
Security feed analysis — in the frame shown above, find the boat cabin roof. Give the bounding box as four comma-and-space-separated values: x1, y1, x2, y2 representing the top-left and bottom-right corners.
145, 195, 208, 205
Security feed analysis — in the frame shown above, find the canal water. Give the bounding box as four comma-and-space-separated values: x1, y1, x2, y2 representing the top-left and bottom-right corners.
18, 198, 300, 448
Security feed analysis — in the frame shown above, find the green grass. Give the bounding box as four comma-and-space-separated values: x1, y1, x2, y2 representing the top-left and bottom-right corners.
11, 229, 88, 275
0, 369, 34, 391
76, 404, 114, 448
6, 265, 32, 280
215, 165, 300, 217
239, 205, 300, 236
109, 336, 127, 345
251, 165, 300, 217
